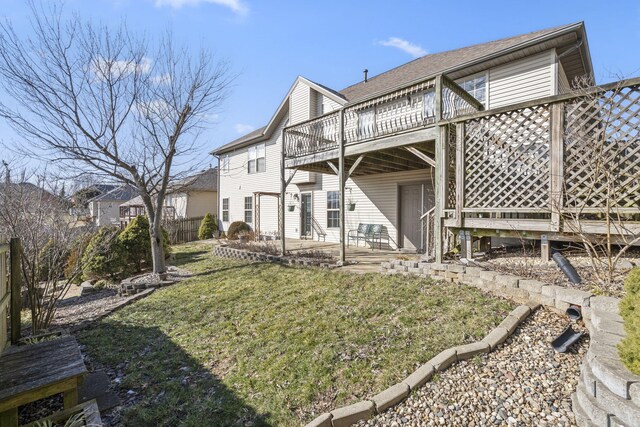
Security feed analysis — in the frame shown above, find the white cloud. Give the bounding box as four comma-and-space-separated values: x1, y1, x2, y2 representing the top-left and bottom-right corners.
92, 56, 152, 80
234, 123, 254, 134
151, 73, 172, 85
154, 0, 249, 15
379, 37, 427, 58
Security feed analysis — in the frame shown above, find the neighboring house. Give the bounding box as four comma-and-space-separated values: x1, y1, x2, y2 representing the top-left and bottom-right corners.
68, 184, 119, 218
212, 22, 593, 256
119, 168, 218, 222
88, 185, 138, 226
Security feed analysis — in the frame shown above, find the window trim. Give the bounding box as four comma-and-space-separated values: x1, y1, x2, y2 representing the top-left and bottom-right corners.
247, 143, 266, 174
326, 191, 340, 229
244, 196, 253, 224
222, 198, 229, 222
221, 155, 230, 173
456, 72, 488, 107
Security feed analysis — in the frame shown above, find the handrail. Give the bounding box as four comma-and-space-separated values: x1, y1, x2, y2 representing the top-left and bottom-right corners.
439, 76, 640, 125
311, 216, 327, 236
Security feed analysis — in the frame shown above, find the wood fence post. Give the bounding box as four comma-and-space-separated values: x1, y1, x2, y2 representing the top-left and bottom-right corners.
550, 102, 564, 232
10, 238, 21, 344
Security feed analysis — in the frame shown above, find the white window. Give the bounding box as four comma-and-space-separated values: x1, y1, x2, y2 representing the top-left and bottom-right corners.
221, 155, 230, 173
222, 198, 229, 222
244, 196, 253, 224
247, 143, 265, 174
457, 74, 487, 106
357, 108, 375, 138
326, 191, 339, 228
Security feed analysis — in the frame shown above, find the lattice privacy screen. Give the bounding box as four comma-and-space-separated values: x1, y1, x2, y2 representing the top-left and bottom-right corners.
463, 105, 551, 209
564, 85, 640, 210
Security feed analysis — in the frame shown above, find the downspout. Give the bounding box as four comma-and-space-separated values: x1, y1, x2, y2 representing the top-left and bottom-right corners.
213, 154, 221, 232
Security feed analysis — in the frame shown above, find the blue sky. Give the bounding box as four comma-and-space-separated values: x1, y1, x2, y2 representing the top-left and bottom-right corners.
2, 0, 640, 160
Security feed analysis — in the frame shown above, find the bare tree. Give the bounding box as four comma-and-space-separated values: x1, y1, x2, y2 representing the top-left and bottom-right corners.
0, 2, 233, 274
0, 163, 102, 332
561, 76, 640, 291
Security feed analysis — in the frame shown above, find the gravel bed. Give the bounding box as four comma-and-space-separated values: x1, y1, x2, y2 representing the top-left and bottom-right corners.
359, 308, 588, 427
128, 265, 192, 283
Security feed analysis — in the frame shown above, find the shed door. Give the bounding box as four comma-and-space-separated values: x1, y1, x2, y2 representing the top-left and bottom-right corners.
399, 184, 423, 251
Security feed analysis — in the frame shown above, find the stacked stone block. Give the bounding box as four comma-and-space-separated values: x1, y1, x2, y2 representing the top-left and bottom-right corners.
380, 259, 639, 427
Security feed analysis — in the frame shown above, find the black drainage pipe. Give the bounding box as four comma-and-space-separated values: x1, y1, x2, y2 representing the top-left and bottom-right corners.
552, 252, 582, 284
551, 325, 584, 353
566, 305, 582, 322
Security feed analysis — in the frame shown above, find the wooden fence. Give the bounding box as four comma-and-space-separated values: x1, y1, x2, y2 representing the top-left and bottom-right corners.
164, 216, 206, 244
1, 237, 21, 354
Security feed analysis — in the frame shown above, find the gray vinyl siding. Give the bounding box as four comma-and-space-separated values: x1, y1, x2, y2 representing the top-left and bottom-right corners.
315, 92, 341, 116
310, 170, 434, 248
487, 50, 555, 108
289, 81, 312, 125
218, 119, 286, 236
557, 57, 572, 94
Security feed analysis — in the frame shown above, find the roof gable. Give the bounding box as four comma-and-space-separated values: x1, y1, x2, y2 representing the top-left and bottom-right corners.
212, 76, 347, 154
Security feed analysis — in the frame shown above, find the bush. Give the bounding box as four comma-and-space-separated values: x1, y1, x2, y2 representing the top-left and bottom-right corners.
65, 236, 92, 284
198, 213, 218, 240
619, 268, 640, 374
81, 227, 127, 280
226, 221, 251, 240
118, 215, 152, 273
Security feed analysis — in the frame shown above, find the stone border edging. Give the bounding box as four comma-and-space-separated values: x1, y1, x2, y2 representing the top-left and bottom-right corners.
213, 245, 338, 268
304, 304, 534, 427
69, 288, 155, 332
380, 260, 640, 427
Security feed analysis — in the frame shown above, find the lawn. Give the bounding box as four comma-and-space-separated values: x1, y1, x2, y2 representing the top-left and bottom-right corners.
78, 242, 515, 426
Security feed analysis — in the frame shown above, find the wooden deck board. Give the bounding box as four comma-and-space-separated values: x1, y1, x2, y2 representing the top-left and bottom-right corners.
0, 336, 87, 404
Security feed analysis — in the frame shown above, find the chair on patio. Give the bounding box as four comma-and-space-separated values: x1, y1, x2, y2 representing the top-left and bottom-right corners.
347, 223, 370, 248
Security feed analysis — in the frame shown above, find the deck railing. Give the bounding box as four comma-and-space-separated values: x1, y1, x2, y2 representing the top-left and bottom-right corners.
284, 75, 483, 158
443, 77, 640, 233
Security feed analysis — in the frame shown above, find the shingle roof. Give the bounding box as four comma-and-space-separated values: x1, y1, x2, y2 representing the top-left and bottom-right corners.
172, 167, 217, 192
215, 126, 267, 155
214, 22, 585, 154
339, 23, 579, 103
89, 185, 138, 202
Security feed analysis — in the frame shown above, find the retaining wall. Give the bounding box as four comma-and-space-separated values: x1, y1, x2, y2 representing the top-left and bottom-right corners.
380, 260, 640, 427
213, 245, 337, 268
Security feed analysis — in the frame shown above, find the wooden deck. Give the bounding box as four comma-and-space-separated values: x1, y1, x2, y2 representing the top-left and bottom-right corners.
280, 75, 640, 262
0, 335, 87, 426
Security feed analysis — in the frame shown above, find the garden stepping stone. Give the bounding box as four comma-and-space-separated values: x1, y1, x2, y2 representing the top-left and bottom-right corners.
78, 371, 121, 411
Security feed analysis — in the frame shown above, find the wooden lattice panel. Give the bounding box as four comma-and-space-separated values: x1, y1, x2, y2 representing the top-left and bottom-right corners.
564, 85, 640, 209
464, 105, 551, 209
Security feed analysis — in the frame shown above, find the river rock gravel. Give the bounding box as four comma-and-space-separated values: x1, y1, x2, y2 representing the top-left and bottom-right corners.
358, 308, 588, 427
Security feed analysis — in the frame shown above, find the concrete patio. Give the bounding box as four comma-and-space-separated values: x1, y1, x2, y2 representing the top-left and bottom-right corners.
283, 238, 420, 274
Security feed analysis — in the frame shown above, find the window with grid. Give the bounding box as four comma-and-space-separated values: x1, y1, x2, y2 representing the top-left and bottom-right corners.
244, 196, 253, 224
247, 143, 265, 174
222, 198, 229, 222
326, 191, 339, 228
457, 74, 487, 106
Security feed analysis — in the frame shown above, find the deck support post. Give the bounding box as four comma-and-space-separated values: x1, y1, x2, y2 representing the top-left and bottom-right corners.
434, 75, 445, 263
541, 235, 550, 262
10, 237, 21, 344
550, 103, 564, 232
280, 130, 287, 255
479, 236, 491, 254
338, 109, 346, 264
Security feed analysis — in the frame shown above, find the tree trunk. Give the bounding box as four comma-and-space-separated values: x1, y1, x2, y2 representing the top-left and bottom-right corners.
141, 193, 166, 275
149, 227, 166, 275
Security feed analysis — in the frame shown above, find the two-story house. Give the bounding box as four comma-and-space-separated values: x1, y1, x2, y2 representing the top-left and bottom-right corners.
212, 22, 594, 258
